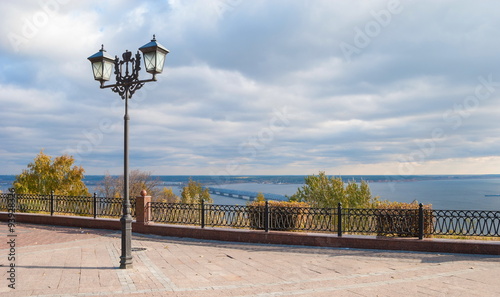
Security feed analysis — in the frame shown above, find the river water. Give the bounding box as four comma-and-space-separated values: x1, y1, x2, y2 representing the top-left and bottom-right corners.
2, 175, 500, 210
206, 179, 500, 210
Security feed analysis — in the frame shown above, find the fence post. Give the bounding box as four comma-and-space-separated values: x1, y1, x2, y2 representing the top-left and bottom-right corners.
93, 193, 97, 219
136, 190, 151, 225
418, 203, 424, 240
201, 199, 205, 229
50, 191, 54, 216
337, 203, 342, 237
264, 200, 269, 232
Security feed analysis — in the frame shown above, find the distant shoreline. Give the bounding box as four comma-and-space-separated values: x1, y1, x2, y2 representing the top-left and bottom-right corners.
84, 174, 500, 186
3, 174, 500, 189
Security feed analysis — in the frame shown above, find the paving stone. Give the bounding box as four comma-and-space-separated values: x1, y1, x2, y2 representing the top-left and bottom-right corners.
0, 223, 500, 296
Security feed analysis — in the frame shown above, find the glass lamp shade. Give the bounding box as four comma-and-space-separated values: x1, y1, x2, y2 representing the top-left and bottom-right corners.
88, 46, 115, 82
139, 35, 169, 75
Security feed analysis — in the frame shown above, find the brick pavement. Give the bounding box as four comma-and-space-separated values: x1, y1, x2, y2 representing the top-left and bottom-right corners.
0, 223, 499, 296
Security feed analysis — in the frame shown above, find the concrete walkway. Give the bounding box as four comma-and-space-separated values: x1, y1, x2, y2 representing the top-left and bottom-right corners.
1, 223, 499, 296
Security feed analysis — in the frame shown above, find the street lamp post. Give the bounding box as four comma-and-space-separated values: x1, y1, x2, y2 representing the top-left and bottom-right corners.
88, 35, 169, 269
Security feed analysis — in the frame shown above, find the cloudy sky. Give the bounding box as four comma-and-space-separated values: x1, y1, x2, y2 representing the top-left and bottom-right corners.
1, 0, 500, 176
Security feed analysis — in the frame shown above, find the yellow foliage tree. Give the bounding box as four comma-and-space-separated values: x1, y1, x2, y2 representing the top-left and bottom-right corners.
157, 187, 180, 203
181, 178, 212, 204
255, 192, 265, 202
14, 151, 89, 196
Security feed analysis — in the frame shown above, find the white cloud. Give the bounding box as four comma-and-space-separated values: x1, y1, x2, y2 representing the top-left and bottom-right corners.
2, 0, 500, 175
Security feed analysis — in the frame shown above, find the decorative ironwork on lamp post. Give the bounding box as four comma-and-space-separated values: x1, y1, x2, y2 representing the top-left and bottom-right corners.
88, 35, 169, 269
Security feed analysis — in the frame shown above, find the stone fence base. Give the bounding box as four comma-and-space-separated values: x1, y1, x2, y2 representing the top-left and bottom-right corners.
1, 212, 499, 256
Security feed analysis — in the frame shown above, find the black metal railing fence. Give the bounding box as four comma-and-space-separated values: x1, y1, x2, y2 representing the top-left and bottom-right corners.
149, 202, 200, 225
431, 209, 500, 237
0, 192, 135, 218
147, 200, 500, 238
1, 192, 499, 238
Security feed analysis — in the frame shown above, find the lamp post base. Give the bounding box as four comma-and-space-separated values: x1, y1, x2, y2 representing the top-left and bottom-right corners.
119, 258, 133, 269
119, 214, 133, 269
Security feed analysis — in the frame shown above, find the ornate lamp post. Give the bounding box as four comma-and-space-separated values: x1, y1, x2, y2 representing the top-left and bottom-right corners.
88, 35, 169, 269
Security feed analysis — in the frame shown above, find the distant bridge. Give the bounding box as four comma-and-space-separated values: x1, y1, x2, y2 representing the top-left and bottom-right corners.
205, 187, 287, 202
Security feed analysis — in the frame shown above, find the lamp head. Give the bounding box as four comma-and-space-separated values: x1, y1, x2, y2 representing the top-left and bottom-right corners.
139, 35, 170, 75
88, 45, 115, 82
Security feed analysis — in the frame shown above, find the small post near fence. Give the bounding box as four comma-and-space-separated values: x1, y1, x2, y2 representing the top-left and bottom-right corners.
264, 200, 270, 232
337, 203, 342, 237
418, 203, 424, 240
201, 199, 205, 229
50, 191, 54, 216
136, 190, 151, 225
93, 193, 97, 219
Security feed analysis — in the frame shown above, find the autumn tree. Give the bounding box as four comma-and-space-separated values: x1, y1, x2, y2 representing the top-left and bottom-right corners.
14, 151, 89, 196
158, 187, 180, 203
95, 170, 178, 202
180, 178, 212, 204
255, 192, 265, 202
288, 171, 378, 208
